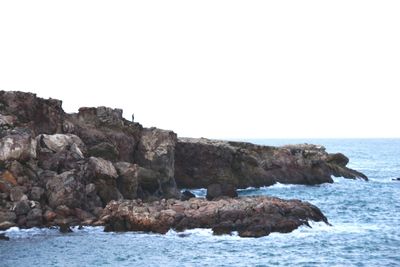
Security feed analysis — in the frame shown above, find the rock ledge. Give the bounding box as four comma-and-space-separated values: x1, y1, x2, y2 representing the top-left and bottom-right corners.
100, 196, 329, 237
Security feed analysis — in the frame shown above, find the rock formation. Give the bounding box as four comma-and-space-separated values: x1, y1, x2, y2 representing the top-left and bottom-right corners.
100, 196, 329, 237
0, 91, 367, 235
0, 91, 180, 230
175, 138, 367, 192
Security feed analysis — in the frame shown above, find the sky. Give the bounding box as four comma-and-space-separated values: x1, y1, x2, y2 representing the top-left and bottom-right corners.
0, 1, 399, 139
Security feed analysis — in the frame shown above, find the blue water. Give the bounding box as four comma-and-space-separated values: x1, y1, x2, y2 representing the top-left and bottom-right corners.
1, 139, 400, 266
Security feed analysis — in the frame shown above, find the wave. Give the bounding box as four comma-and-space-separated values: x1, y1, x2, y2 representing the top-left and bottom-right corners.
0, 226, 105, 239
269, 221, 383, 239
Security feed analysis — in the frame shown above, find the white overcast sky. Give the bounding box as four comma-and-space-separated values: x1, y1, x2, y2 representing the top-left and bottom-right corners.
0, 1, 399, 139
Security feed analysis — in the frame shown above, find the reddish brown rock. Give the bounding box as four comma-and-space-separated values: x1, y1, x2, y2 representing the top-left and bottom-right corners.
1, 171, 18, 186
0, 90, 368, 233
43, 210, 57, 222
101, 196, 329, 237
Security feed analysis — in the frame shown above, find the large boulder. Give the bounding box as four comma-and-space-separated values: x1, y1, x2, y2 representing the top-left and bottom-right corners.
135, 128, 180, 199
0, 114, 17, 129
114, 162, 139, 199
37, 134, 86, 154
0, 170, 18, 193
46, 170, 86, 209
85, 157, 122, 206
0, 130, 37, 163
206, 183, 238, 200
36, 134, 86, 172
114, 161, 179, 201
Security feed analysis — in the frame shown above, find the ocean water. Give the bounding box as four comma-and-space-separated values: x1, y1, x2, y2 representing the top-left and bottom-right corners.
1, 139, 400, 267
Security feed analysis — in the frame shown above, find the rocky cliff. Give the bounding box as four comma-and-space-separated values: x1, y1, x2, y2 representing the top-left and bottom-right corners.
0, 91, 367, 233
175, 138, 367, 194
0, 91, 179, 230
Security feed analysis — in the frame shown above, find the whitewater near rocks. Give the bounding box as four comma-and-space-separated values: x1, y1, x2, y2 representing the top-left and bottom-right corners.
0, 91, 367, 236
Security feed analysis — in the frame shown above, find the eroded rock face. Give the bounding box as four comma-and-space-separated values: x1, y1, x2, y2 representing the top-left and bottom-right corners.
64, 107, 142, 163
0, 90, 368, 233
175, 138, 367, 191
101, 196, 329, 237
85, 157, 121, 206
0, 91, 187, 231
46, 170, 86, 209
114, 162, 139, 199
0, 91, 64, 135
135, 128, 180, 199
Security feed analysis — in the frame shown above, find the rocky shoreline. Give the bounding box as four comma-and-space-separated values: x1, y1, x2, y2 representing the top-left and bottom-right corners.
100, 196, 329, 238
0, 91, 367, 237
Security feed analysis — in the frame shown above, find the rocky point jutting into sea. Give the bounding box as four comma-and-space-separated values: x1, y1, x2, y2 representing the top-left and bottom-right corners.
0, 91, 367, 237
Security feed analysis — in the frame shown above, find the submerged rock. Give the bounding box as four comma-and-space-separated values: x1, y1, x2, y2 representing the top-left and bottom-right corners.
181, 190, 196, 201
100, 196, 329, 237
0, 233, 10, 241
59, 223, 73, 233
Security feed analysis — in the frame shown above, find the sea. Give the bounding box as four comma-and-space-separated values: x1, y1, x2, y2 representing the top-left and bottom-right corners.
1, 139, 399, 267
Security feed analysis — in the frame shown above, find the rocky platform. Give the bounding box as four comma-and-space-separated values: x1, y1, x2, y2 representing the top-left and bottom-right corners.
100, 196, 329, 237
175, 138, 367, 198
0, 91, 366, 235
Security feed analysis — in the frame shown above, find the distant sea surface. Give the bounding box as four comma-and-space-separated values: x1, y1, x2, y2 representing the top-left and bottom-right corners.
1, 139, 400, 266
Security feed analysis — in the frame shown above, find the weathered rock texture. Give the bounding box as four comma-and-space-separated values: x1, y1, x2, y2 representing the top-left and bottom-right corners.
101, 196, 329, 237
0, 91, 366, 234
0, 91, 180, 230
175, 138, 367, 190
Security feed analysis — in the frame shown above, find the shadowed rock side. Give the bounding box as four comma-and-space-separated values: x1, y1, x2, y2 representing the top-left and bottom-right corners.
0, 91, 366, 234
175, 138, 367, 190
100, 196, 329, 237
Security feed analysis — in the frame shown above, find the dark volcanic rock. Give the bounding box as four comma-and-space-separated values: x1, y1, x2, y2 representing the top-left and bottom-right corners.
101, 196, 329, 237
114, 162, 139, 199
0, 90, 368, 233
206, 183, 238, 200
175, 138, 368, 191
46, 170, 86, 209
59, 223, 73, 233
85, 157, 121, 206
0, 91, 64, 135
0, 233, 10, 241
64, 106, 142, 163
181, 190, 195, 201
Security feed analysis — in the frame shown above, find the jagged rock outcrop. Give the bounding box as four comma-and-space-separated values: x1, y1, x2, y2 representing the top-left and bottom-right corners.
0, 91, 182, 230
0, 91, 367, 234
175, 138, 367, 192
0, 91, 64, 135
100, 196, 329, 237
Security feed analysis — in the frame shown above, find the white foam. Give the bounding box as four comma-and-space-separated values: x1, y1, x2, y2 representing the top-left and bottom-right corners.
166, 228, 245, 241
237, 187, 256, 191
0, 226, 106, 239
273, 220, 382, 239
268, 182, 298, 189
166, 228, 213, 237
181, 188, 207, 198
